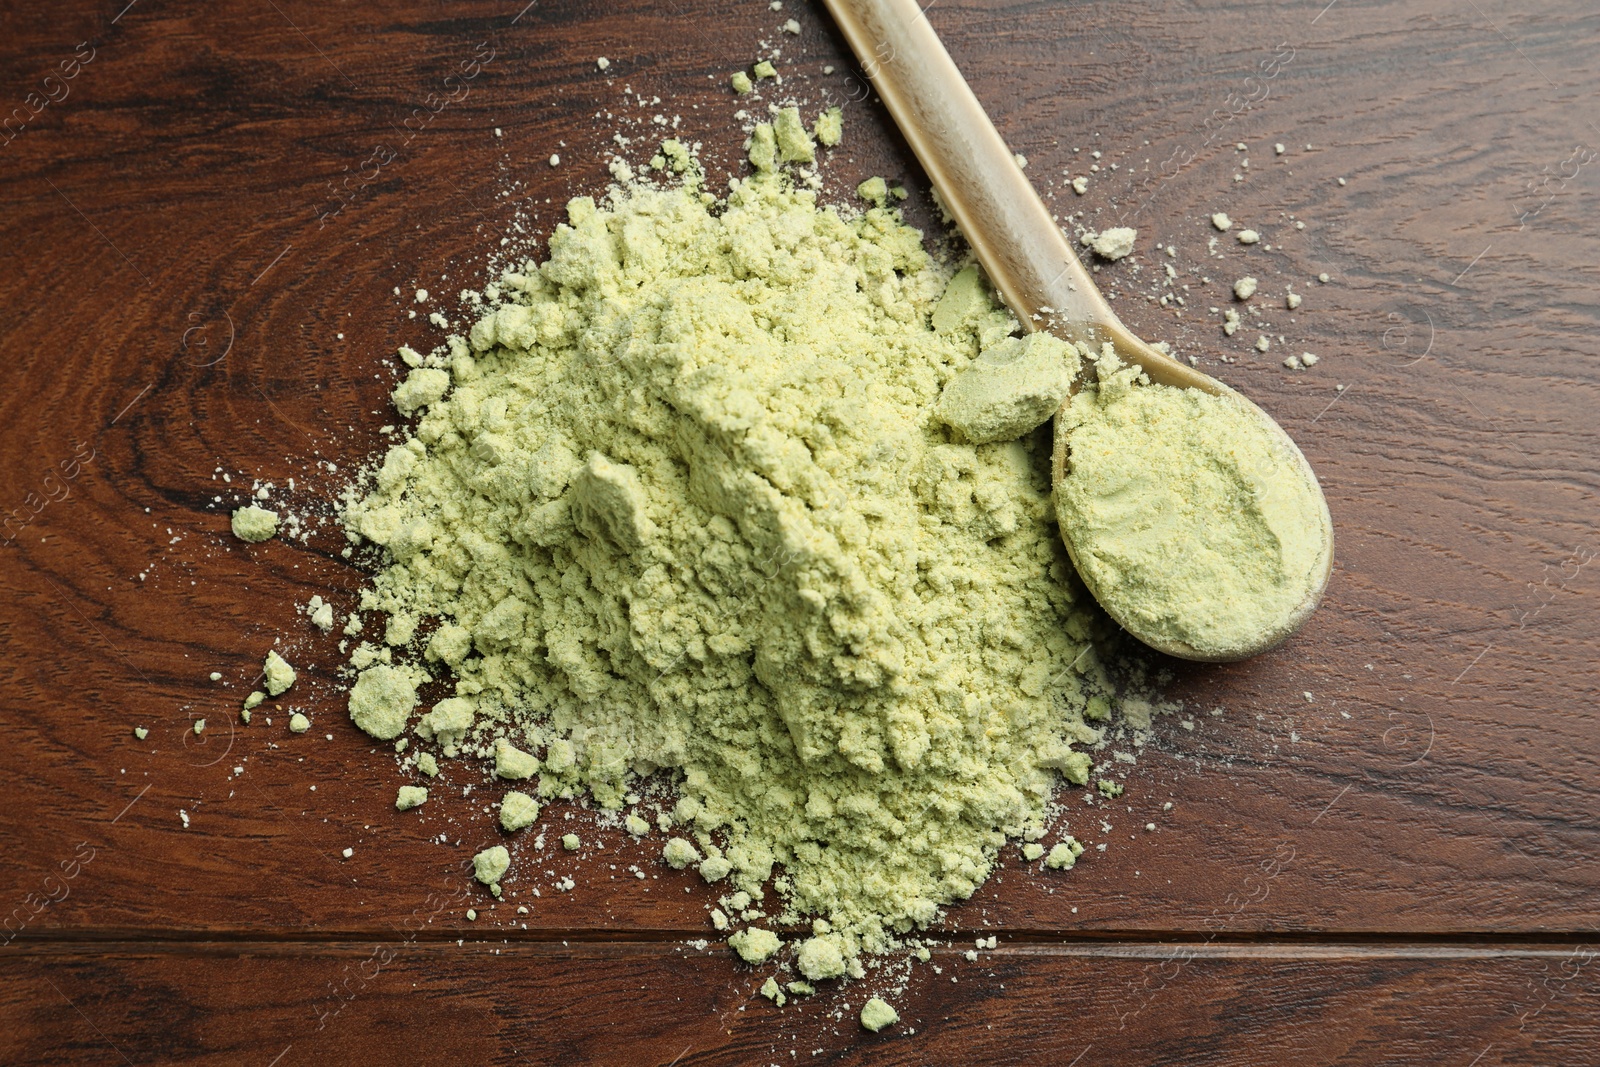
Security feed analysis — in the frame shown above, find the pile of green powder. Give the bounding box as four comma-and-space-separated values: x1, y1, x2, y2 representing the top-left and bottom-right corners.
341, 149, 1118, 969
1055, 349, 1330, 660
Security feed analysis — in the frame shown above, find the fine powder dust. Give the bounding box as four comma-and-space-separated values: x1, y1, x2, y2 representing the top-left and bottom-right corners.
341, 166, 1121, 967
1055, 349, 1330, 660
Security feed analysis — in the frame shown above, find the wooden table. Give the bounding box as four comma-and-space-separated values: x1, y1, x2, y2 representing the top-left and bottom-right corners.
3, 0, 1596, 1062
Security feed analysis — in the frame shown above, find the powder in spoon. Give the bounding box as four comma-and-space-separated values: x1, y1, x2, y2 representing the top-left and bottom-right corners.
1054, 348, 1329, 659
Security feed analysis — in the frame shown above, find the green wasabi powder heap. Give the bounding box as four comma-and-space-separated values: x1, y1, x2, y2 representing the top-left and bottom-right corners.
340, 134, 1121, 972
1055, 348, 1330, 659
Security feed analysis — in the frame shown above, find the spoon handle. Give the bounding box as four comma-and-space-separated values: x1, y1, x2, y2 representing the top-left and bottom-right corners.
822, 0, 1219, 393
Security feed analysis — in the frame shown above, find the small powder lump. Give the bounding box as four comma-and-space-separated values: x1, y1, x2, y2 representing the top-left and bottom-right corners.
860, 996, 900, 1032
1080, 226, 1137, 261
231, 505, 279, 542
263, 650, 296, 696
1055, 349, 1330, 659
341, 161, 1114, 969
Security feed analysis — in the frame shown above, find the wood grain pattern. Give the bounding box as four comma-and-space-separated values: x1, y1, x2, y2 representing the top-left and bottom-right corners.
1, 0, 1597, 1062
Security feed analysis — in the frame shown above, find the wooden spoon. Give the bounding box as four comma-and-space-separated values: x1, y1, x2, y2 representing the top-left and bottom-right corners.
823, 0, 1333, 660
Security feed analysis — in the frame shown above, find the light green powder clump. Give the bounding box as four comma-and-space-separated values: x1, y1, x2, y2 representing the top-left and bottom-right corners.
663, 837, 701, 869
473, 845, 510, 886
814, 107, 842, 147
263, 650, 296, 696
933, 333, 1078, 444
231, 505, 279, 542
500, 790, 539, 830
344, 171, 1112, 966
1056, 349, 1329, 659
348, 663, 419, 740
396, 785, 428, 810
860, 996, 899, 1032
729, 926, 781, 964
772, 107, 815, 163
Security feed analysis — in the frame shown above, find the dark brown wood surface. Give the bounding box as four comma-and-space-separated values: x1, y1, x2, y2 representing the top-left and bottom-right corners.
2, 0, 1597, 1063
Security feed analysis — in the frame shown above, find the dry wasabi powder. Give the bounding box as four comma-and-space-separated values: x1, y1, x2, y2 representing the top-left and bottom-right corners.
1056, 349, 1329, 659
473, 845, 510, 886
860, 996, 899, 1032
499, 790, 539, 830
231, 505, 278, 542
1081, 226, 1136, 261
729, 926, 781, 964
263, 650, 296, 696
342, 159, 1115, 967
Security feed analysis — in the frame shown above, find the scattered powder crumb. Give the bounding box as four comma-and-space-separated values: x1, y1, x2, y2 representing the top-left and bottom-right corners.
663, 837, 702, 869
396, 785, 428, 811
208, 671, 222, 682
813, 106, 842, 147
796, 937, 847, 980
856, 175, 888, 206
1301, 352, 1319, 366
753, 59, 777, 79
347, 664, 418, 740
561, 833, 581, 851
1286, 292, 1302, 310
263, 650, 296, 696
308, 595, 335, 633
231, 506, 279, 543
289, 713, 310, 734
729, 926, 781, 964
473, 845, 511, 886
1222, 309, 1241, 336
1045, 839, 1083, 870
1081, 226, 1137, 261
1237, 229, 1260, 245
1021, 842, 1045, 861
773, 107, 815, 163
860, 997, 900, 1032
1071, 176, 1088, 194
500, 791, 540, 830
494, 738, 539, 780
341, 847, 353, 859
133, 726, 148, 740
193, 719, 206, 736
1256, 336, 1271, 353
596, 57, 610, 71
731, 70, 752, 94
1274, 143, 1286, 155
1211, 212, 1232, 231
1283, 354, 1303, 370
781, 18, 800, 34
548, 154, 560, 167
1233, 276, 1258, 300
